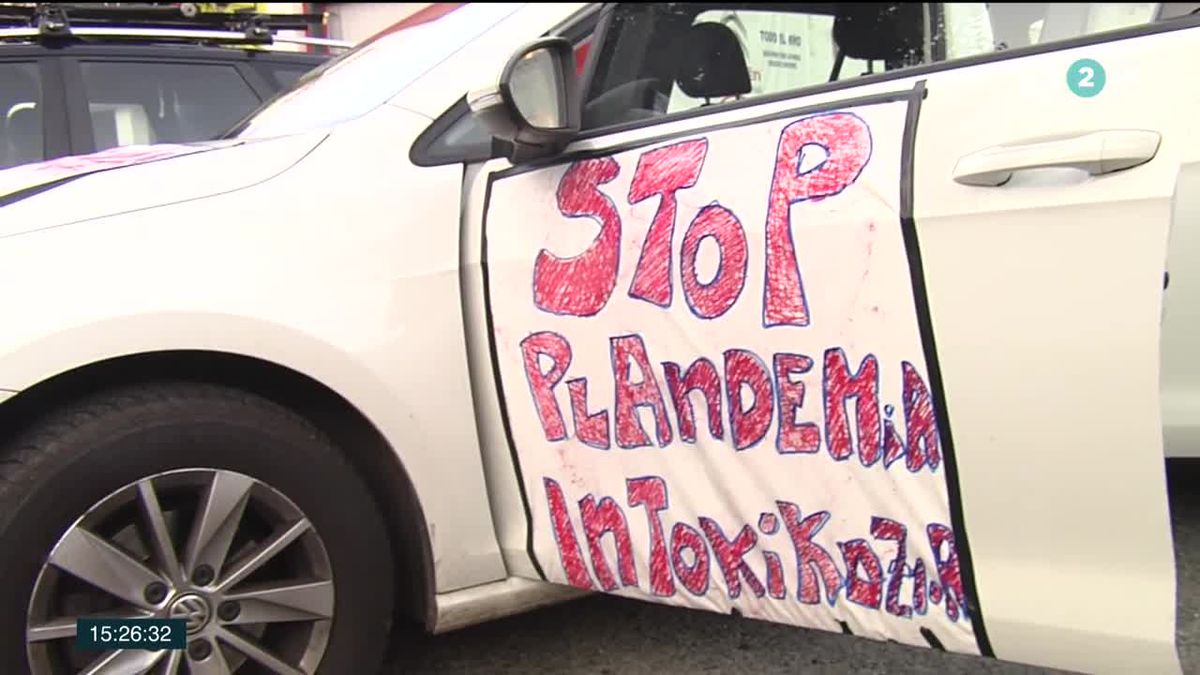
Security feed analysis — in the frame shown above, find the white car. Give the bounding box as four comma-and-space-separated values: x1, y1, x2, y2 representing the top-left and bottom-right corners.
0, 3, 1195, 674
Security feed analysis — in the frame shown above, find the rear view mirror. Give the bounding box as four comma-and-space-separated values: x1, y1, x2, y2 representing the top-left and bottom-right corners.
467, 37, 579, 163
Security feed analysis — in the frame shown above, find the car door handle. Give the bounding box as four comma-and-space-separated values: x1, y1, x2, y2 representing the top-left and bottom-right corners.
952, 129, 1161, 187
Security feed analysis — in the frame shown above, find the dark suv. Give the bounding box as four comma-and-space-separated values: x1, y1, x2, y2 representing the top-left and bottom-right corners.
0, 3, 339, 171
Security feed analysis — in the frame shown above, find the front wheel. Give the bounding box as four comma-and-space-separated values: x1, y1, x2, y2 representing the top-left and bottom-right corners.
0, 384, 394, 674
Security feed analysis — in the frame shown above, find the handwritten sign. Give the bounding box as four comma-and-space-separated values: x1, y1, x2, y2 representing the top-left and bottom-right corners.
484, 98, 980, 654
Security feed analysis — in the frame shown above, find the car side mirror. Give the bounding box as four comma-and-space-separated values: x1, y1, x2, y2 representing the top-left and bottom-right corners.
467, 37, 580, 164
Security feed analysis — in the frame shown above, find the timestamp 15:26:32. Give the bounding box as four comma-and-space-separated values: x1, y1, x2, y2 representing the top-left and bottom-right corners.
76, 618, 187, 650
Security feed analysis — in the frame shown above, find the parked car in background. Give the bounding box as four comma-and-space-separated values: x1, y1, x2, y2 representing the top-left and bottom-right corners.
0, 3, 340, 171
0, 3, 1197, 675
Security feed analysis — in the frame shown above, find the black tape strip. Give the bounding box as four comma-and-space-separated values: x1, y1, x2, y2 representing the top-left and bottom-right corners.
921, 627, 947, 652
898, 79, 993, 657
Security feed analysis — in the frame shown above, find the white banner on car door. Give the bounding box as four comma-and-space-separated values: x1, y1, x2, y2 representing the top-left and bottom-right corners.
483, 90, 981, 654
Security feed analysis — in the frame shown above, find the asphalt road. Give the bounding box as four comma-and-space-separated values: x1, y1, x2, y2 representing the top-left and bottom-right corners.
387, 460, 1199, 674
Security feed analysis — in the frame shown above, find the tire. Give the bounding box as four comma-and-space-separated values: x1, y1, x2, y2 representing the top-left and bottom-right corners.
0, 383, 394, 674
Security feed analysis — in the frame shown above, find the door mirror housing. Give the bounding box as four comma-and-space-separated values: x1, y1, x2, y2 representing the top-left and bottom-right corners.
467, 37, 580, 163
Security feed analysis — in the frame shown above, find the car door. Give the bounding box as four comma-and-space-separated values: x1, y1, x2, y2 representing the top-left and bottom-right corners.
461, 3, 1194, 672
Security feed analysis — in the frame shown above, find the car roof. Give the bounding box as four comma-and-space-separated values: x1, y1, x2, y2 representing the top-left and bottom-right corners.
0, 3, 342, 64
0, 40, 329, 63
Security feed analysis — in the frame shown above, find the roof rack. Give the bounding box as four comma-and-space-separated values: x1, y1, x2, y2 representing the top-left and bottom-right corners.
0, 3, 352, 49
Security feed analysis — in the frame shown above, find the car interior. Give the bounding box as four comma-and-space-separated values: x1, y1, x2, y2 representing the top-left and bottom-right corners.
581, 3, 934, 130
0, 64, 43, 169
80, 61, 260, 152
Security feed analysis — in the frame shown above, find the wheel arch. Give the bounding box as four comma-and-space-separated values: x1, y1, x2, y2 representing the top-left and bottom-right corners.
0, 348, 436, 630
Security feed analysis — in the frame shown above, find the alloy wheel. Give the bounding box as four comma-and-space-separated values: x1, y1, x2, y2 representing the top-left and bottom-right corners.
25, 468, 335, 674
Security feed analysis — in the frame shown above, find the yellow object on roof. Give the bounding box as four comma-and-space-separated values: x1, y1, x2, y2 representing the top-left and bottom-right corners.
196, 4, 268, 13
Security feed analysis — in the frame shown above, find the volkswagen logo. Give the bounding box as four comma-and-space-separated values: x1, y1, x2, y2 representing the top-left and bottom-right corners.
168, 593, 212, 634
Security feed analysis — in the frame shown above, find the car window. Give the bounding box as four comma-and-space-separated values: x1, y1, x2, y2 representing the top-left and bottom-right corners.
582, 3, 1163, 131
79, 61, 261, 151
0, 62, 44, 170
659, 8, 889, 116
948, 3, 1158, 54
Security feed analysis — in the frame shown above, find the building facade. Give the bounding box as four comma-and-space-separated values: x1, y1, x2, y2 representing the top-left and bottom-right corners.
321, 2, 431, 44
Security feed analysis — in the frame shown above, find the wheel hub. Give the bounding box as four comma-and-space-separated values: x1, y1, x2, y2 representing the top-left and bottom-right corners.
167, 592, 212, 634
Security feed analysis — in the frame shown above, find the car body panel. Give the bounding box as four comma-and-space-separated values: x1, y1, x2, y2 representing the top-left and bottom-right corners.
0, 104, 509, 594
1162, 162, 1200, 458
0, 133, 324, 233
911, 25, 1195, 671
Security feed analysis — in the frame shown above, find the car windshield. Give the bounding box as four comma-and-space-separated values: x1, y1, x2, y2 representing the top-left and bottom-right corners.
230, 3, 524, 140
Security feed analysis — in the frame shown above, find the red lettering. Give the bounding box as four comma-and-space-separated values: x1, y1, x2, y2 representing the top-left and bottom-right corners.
627, 139, 708, 307
871, 516, 912, 618
758, 512, 779, 534
823, 348, 882, 465
912, 557, 928, 615
611, 335, 673, 448
671, 522, 710, 596
763, 550, 787, 599
725, 349, 774, 451
662, 357, 723, 443
839, 539, 883, 609
543, 478, 594, 590
903, 361, 941, 473
699, 518, 765, 600
777, 501, 843, 605
764, 113, 872, 327
567, 378, 610, 449
882, 408, 905, 469
579, 494, 638, 591
520, 332, 572, 442
773, 353, 820, 455
927, 523, 969, 623
534, 157, 622, 316
627, 476, 675, 597
680, 203, 748, 319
